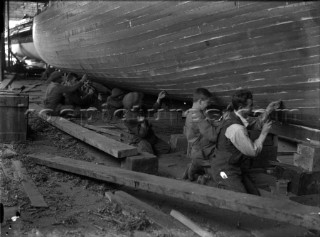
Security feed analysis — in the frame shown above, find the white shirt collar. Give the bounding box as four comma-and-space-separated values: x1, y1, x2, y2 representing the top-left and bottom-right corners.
234, 110, 249, 127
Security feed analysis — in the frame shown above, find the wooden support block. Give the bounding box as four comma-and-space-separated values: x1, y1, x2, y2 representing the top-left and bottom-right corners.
297, 143, 320, 158
29, 104, 138, 158
12, 160, 47, 207
293, 153, 317, 172
271, 161, 320, 195
106, 191, 187, 231
121, 152, 158, 174
169, 134, 188, 152
293, 144, 320, 172
275, 179, 290, 195
28, 154, 320, 231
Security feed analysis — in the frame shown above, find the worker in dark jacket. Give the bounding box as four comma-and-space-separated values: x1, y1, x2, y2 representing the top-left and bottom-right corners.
183, 88, 221, 182
208, 89, 281, 195
43, 71, 86, 115
63, 73, 96, 109
103, 88, 126, 120
122, 91, 170, 155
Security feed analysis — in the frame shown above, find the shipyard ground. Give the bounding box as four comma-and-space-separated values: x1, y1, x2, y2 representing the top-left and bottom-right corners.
0, 76, 318, 237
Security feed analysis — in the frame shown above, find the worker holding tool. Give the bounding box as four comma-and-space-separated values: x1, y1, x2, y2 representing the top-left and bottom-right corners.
207, 89, 281, 195
63, 73, 97, 109
43, 71, 87, 116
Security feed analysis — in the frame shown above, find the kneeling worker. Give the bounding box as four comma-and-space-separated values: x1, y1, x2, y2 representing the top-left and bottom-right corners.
183, 88, 221, 183
44, 71, 86, 115
209, 89, 280, 195
122, 91, 170, 155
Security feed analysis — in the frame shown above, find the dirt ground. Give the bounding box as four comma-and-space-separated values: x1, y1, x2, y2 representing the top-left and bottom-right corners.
0, 78, 318, 237
0, 116, 317, 237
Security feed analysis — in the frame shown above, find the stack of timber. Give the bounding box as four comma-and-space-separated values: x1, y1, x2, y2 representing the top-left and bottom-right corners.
29, 104, 138, 158
33, 1, 320, 142
29, 104, 158, 173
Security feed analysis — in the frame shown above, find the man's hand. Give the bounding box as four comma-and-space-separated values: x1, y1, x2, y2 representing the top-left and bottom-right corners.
261, 120, 272, 135
266, 100, 281, 113
157, 91, 167, 104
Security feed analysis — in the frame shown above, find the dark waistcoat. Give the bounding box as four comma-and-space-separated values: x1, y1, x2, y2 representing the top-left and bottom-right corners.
211, 112, 245, 176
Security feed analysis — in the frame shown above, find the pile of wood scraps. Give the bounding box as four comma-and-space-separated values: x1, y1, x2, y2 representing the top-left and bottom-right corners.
29, 104, 158, 174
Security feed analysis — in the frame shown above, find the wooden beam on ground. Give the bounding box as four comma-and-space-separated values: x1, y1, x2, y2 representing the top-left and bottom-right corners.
12, 160, 47, 207
83, 124, 123, 137
28, 153, 320, 231
23, 83, 42, 93
0, 162, 14, 180
106, 191, 187, 231
170, 210, 214, 237
29, 104, 138, 158
0, 74, 17, 89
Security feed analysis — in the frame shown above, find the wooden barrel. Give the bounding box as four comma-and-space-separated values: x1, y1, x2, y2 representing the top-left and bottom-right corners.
0, 93, 29, 143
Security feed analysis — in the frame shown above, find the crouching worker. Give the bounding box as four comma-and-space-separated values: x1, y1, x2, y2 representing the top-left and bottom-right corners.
103, 88, 126, 120
122, 91, 170, 155
208, 89, 281, 195
63, 73, 97, 109
183, 88, 221, 183
43, 71, 86, 116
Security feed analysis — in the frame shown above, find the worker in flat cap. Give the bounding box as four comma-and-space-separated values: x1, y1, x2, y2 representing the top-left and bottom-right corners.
102, 88, 126, 120
43, 71, 87, 115
183, 88, 222, 184
122, 91, 170, 155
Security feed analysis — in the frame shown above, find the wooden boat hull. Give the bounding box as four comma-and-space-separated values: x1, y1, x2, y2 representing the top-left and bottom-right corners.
11, 41, 42, 61
33, 1, 320, 140
10, 19, 42, 61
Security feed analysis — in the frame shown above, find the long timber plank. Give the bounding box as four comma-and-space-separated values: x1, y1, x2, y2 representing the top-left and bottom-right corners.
29, 104, 138, 158
28, 153, 320, 231
12, 160, 48, 207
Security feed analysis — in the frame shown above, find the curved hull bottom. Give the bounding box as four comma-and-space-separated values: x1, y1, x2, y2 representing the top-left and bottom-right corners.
33, 1, 320, 141
11, 42, 42, 61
